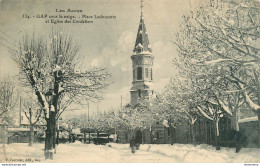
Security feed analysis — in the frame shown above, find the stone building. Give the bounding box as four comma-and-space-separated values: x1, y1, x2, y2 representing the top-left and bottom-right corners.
117, 1, 170, 144
130, 7, 154, 108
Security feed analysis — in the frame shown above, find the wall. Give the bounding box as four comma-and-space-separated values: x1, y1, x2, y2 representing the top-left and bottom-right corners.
0, 124, 8, 144
239, 120, 259, 148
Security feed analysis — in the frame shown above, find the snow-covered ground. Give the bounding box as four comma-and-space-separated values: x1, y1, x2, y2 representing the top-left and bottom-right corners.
108, 143, 260, 163
0, 142, 260, 163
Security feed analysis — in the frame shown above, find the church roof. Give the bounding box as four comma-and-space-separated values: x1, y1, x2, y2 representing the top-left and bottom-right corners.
133, 16, 152, 53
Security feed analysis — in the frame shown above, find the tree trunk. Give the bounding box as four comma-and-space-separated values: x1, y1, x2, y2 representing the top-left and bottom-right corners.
215, 119, 220, 150
53, 119, 56, 153
84, 131, 86, 144
44, 112, 55, 160
164, 126, 166, 144
69, 132, 72, 143
190, 123, 195, 145
142, 123, 144, 144
255, 75, 260, 147
143, 129, 145, 144
114, 129, 117, 143
232, 106, 241, 153
149, 125, 153, 144
204, 121, 207, 144
56, 129, 59, 145
198, 120, 201, 144
29, 124, 34, 146
170, 127, 174, 145
173, 127, 177, 143
208, 122, 211, 144
52, 77, 60, 153
29, 110, 34, 147
257, 84, 260, 145
88, 132, 91, 143
56, 118, 59, 145
257, 112, 260, 148
169, 119, 174, 145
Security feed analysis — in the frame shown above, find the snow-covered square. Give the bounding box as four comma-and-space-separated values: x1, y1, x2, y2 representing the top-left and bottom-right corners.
1, 142, 260, 163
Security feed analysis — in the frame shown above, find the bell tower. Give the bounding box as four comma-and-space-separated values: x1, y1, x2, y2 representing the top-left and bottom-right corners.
130, 0, 154, 108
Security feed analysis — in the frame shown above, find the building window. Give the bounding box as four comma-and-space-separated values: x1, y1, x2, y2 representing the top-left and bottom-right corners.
125, 133, 128, 140
137, 48, 143, 53
156, 132, 160, 139
133, 69, 135, 80
137, 67, 142, 80
151, 68, 153, 80
145, 68, 148, 78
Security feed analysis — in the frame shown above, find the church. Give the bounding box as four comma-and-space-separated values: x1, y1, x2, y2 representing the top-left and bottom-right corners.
130, 1, 154, 108
117, 1, 171, 144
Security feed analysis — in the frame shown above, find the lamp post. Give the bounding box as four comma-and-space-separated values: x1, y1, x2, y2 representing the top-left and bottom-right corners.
88, 102, 90, 143
45, 90, 53, 114
44, 89, 54, 159
56, 117, 61, 145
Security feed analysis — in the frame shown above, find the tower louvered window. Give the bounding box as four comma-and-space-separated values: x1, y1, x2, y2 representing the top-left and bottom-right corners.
151, 68, 153, 80
133, 69, 135, 79
137, 67, 142, 80
145, 68, 148, 78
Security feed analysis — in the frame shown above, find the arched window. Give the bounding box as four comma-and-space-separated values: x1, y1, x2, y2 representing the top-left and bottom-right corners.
137, 67, 142, 80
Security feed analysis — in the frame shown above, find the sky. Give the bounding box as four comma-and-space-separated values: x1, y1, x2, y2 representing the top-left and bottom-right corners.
0, 0, 201, 116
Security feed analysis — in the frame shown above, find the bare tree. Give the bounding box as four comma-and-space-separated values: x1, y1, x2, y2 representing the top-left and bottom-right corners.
0, 79, 17, 125
161, 77, 199, 145
11, 31, 111, 159
149, 92, 184, 145
174, 0, 260, 150
22, 94, 43, 146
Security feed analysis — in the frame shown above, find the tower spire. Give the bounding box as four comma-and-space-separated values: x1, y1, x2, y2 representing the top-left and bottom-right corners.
140, 0, 144, 18
133, 0, 152, 53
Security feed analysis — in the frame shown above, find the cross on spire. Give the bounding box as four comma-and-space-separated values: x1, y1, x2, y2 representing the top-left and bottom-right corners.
140, 0, 144, 18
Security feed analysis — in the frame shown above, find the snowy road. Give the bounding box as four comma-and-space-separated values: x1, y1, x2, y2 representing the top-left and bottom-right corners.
1, 143, 177, 163
109, 148, 177, 163
53, 143, 178, 163
1, 142, 260, 163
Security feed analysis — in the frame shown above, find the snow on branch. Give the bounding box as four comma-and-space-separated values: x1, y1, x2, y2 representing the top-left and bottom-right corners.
197, 106, 213, 121
217, 99, 232, 116
208, 107, 214, 116
204, 58, 234, 65
239, 83, 260, 112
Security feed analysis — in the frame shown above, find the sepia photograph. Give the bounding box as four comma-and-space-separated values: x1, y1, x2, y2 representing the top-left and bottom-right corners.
0, 0, 260, 164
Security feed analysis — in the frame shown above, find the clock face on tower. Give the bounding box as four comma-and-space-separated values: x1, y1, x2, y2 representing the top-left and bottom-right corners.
137, 57, 143, 65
